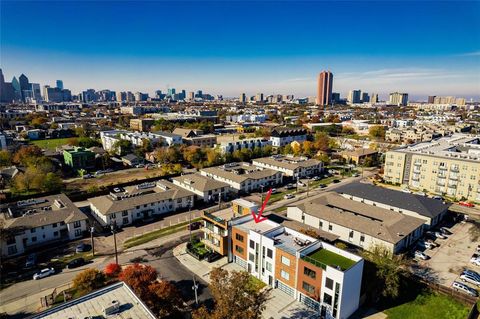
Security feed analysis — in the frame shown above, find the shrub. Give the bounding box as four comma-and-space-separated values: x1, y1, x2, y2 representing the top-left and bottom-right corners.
104, 263, 122, 277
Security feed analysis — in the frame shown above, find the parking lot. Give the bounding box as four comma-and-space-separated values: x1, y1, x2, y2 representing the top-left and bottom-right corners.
412, 218, 480, 293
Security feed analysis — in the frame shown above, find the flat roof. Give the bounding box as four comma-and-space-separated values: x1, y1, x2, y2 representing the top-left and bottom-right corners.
236, 218, 279, 234
30, 282, 156, 319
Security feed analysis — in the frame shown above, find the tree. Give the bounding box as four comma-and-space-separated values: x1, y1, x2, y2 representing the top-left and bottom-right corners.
361, 244, 405, 298
42, 172, 63, 192
192, 268, 270, 319
119, 264, 158, 300
147, 281, 183, 317
369, 125, 386, 140
12, 145, 43, 166
302, 141, 315, 157
342, 126, 355, 135
314, 132, 331, 152
113, 140, 132, 156
0, 150, 12, 167
73, 268, 106, 294
104, 263, 122, 277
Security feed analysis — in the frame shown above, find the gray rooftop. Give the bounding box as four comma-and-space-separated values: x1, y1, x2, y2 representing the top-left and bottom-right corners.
30, 282, 156, 319
335, 182, 450, 219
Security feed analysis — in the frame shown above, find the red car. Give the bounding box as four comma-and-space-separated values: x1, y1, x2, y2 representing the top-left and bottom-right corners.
459, 201, 475, 208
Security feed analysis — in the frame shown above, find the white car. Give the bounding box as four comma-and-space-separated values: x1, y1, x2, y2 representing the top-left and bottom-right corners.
414, 250, 429, 260
460, 273, 480, 287
297, 181, 306, 187
271, 188, 277, 194
470, 256, 480, 266
33, 268, 55, 280
418, 241, 435, 250
463, 269, 480, 281
312, 176, 321, 181
284, 194, 295, 200
452, 281, 479, 297
435, 232, 447, 239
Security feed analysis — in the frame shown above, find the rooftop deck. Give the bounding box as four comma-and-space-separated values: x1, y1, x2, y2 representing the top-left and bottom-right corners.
302, 248, 356, 271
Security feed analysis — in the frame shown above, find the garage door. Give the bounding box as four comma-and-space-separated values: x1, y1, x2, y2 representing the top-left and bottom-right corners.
276, 280, 295, 297
234, 256, 247, 269
299, 293, 320, 311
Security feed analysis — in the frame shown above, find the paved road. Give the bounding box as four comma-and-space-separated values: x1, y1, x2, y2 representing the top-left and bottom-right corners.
0, 231, 211, 317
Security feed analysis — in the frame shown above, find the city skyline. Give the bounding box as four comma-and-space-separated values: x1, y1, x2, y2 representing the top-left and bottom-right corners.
1, 1, 479, 99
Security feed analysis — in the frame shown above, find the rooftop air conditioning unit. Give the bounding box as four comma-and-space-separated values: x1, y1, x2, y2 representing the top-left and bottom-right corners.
104, 300, 120, 316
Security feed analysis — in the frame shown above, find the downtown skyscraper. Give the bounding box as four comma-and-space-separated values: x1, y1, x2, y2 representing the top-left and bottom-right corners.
316, 71, 333, 106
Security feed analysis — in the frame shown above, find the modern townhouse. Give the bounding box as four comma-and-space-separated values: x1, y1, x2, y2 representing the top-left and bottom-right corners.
383, 134, 480, 202
88, 180, 194, 228
0, 194, 88, 257
171, 173, 230, 203
252, 155, 323, 178
335, 182, 450, 227
200, 199, 258, 255
172, 128, 217, 147
270, 127, 308, 147
219, 137, 271, 154
200, 162, 283, 194
231, 218, 364, 319
286, 192, 425, 254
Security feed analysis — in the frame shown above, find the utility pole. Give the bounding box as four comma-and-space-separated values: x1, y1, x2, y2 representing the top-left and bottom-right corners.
260, 185, 265, 203
192, 275, 199, 305
296, 174, 299, 194
188, 199, 193, 244
111, 222, 118, 265
90, 226, 95, 257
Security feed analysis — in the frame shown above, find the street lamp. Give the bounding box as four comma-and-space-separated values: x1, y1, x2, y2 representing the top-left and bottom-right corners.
90, 226, 95, 257
110, 222, 118, 265
192, 275, 199, 306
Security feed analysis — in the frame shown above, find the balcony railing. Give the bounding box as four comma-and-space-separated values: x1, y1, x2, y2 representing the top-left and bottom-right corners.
439, 166, 447, 171
450, 167, 460, 173
203, 211, 227, 227
414, 162, 422, 166
300, 254, 327, 270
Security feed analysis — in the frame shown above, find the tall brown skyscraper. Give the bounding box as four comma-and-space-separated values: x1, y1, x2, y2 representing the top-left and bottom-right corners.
316, 71, 333, 106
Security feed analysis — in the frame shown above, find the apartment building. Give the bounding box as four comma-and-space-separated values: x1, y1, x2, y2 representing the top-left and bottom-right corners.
219, 137, 271, 154
286, 192, 425, 254
384, 134, 480, 202
172, 128, 217, 147
201, 199, 258, 255
171, 173, 230, 202
336, 182, 450, 227
270, 127, 308, 147
100, 130, 181, 153
200, 162, 283, 194
252, 155, 323, 178
231, 218, 364, 319
1, 194, 88, 257
88, 180, 194, 228
129, 118, 155, 132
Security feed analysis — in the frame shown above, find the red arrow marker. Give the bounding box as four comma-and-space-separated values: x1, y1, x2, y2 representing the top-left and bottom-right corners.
252, 188, 272, 223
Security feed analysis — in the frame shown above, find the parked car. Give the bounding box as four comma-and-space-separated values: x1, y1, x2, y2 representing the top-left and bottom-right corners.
318, 184, 327, 189
459, 201, 475, 208
418, 241, 435, 250
401, 189, 412, 194
76, 243, 88, 253
332, 179, 341, 183
67, 258, 85, 269
463, 269, 480, 281
414, 192, 426, 196
414, 250, 429, 260
82, 174, 94, 179
285, 183, 295, 189
25, 253, 37, 268
432, 195, 442, 200
452, 281, 478, 297
435, 232, 447, 239
297, 181, 306, 187
135, 164, 145, 168
186, 222, 202, 231
284, 194, 295, 200
312, 176, 321, 181
271, 188, 277, 194
33, 268, 55, 280
440, 227, 452, 235
461, 273, 480, 286
352, 173, 360, 177
470, 255, 480, 266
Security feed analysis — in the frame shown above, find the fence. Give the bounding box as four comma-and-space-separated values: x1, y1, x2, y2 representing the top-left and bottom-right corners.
412, 274, 478, 305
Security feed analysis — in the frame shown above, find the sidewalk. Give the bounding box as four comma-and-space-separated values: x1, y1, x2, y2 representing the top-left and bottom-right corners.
172, 243, 318, 319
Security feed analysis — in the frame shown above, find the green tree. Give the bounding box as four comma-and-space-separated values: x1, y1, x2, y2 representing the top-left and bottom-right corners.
0, 150, 12, 167
369, 125, 386, 140
42, 172, 63, 192
73, 268, 106, 295
113, 140, 132, 155
192, 268, 270, 319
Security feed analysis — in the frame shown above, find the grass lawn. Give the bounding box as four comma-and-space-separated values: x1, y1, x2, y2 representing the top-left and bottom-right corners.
49, 251, 95, 269
248, 275, 267, 292
384, 293, 470, 319
304, 248, 356, 270
31, 137, 71, 150
124, 218, 201, 249
191, 240, 209, 255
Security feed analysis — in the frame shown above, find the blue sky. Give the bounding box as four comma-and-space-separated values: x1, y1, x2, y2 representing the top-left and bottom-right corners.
1, 1, 479, 100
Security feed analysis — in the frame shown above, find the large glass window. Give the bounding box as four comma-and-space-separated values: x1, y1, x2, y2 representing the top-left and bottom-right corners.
304, 266, 316, 279
302, 281, 315, 294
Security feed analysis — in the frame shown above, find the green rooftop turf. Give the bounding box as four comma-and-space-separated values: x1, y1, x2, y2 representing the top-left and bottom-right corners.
305, 248, 356, 271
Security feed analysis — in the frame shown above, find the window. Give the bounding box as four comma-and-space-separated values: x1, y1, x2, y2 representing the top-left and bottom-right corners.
360, 235, 365, 243
328, 224, 333, 231
122, 211, 128, 216
267, 248, 273, 258
349, 230, 354, 240
235, 245, 244, 254
280, 270, 290, 280
266, 262, 272, 272
249, 253, 255, 262
235, 233, 244, 242
74, 229, 82, 237
302, 281, 315, 294
323, 293, 332, 305
6, 237, 15, 245
281, 256, 290, 266
31, 227, 36, 233
319, 220, 323, 228
60, 221, 65, 226
123, 217, 129, 225
53, 231, 58, 237
73, 221, 81, 228
52, 223, 57, 228
7, 246, 17, 255
249, 240, 255, 249
325, 277, 334, 289
31, 236, 37, 242
304, 266, 316, 279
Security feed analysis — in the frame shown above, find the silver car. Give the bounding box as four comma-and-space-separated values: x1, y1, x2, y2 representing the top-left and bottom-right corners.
452, 281, 478, 297
460, 273, 480, 287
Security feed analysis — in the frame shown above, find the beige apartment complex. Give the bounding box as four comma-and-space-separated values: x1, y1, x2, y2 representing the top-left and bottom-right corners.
384, 134, 480, 202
